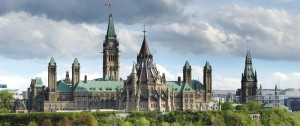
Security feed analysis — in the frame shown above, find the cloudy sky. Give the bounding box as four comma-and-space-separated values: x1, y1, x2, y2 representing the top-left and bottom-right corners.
1, 0, 300, 93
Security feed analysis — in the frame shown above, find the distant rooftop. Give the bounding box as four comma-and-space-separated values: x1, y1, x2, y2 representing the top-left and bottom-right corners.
0, 84, 7, 88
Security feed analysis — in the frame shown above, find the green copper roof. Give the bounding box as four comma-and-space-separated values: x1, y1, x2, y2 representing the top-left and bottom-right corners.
34, 77, 44, 87
244, 50, 255, 81
73, 58, 80, 66
57, 80, 72, 92
166, 80, 205, 92
204, 61, 211, 69
246, 50, 252, 63
49, 57, 56, 66
75, 80, 123, 92
106, 14, 116, 40
184, 61, 191, 69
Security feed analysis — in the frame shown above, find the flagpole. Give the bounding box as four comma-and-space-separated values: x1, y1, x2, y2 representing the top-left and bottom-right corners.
109, 1, 112, 14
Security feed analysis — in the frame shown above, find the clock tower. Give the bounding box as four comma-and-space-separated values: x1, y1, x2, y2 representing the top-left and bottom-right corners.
103, 14, 120, 81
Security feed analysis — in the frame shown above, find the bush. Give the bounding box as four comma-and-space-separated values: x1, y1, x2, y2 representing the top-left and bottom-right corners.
28, 121, 38, 126
76, 112, 98, 126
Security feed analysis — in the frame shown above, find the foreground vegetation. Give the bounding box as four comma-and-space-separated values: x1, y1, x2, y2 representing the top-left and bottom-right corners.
0, 108, 300, 126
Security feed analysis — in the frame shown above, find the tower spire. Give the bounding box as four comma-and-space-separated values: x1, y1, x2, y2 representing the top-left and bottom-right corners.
138, 26, 151, 57
106, 13, 116, 40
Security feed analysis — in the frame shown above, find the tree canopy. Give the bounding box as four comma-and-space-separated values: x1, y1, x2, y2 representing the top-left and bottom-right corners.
221, 102, 233, 111
0, 90, 13, 109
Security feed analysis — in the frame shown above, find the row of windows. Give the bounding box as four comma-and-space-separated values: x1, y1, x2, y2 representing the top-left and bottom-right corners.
76, 93, 115, 97
108, 54, 117, 61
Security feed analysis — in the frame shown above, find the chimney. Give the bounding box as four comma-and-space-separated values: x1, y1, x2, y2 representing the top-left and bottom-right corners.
178, 76, 181, 85
84, 75, 87, 83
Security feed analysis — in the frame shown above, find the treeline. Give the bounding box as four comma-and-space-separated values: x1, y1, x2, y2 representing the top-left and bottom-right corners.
0, 109, 300, 126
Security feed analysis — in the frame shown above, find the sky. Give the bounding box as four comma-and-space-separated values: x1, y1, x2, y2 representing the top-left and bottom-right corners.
1, 0, 300, 93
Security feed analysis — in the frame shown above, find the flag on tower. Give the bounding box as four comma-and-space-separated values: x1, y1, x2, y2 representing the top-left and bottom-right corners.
105, 3, 111, 7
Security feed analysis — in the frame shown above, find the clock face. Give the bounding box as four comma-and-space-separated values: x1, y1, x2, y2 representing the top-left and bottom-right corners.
109, 42, 115, 47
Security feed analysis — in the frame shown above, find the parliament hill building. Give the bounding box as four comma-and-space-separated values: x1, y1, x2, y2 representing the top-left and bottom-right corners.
27, 14, 217, 112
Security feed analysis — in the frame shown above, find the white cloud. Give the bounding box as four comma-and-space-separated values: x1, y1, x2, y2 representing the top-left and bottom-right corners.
213, 75, 240, 90
261, 72, 300, 89
0, 75, 28, 91
156, 64, 180, 81
117, 29, 143, 58
208, 5, 300, 60
0, 11, 104, 59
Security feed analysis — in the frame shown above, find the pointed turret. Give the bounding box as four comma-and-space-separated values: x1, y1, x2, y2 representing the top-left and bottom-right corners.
183, 61, 192, 85
243, 50, 255, 81
72, 58, 80, 92
48, 57, 57, 101
73, 58, 80, 66
184, 61, 191, 69
139, 35, 152, 56
64, 71, 71, 84
132, 63, 137, 74
204, 61, 211, 69
106, 14, 116, 40
137, 30, 153, 64
246, 50, 252, 64
49, 57, 56, 66
204, 61, 212, 101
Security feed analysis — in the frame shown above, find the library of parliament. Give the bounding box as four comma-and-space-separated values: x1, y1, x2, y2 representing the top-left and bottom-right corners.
27, 14, 218, 112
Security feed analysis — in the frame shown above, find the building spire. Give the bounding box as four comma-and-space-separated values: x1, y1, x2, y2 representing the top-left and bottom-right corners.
49, 57, 56, 66
243, 49, 254, 81
204, 61, 211, 69
106, 13, 116, 40
138, 26, 151, 56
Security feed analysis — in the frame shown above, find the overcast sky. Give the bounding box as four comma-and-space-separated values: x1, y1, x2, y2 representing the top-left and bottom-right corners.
1, 0, 300, 93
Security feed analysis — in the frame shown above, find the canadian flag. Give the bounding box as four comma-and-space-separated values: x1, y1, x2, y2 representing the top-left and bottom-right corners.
105, 3, 111, 7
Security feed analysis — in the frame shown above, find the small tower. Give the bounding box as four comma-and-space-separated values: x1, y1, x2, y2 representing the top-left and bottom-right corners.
72, 58, 80, 91
183, 61, 192, 85
103, 13, 120, 81
64, 71, 71, 84
48, 57, 57, 101
259, 84, 262, 95
131, 63, 137, 95
275, 84, 278, 95
204, 61, 212, 101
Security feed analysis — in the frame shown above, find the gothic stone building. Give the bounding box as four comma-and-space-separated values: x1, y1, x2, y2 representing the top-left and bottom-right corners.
240, 50, 258, 103
27, 14, 216, 112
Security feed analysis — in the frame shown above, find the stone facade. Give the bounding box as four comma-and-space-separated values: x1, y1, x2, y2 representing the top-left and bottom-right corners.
27, 14, 217, 112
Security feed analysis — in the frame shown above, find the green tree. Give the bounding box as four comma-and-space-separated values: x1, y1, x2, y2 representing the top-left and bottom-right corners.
134, 117, 150, 126
235, 104, 247, 110
107, 115, 125, 126
0, 108, 9, 113
170, 122, 181, 126
211, 113, 225, 126
221, 102, 233, 110
58, 117, 72, 126
161, 122, 170, 126
248, 101, 262, 111
0, 90, 13, 109
124, 121, 134, 126
28, 121, 38, 126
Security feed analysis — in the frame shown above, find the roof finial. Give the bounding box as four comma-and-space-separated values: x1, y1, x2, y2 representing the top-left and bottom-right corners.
143, 24, 146, 37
